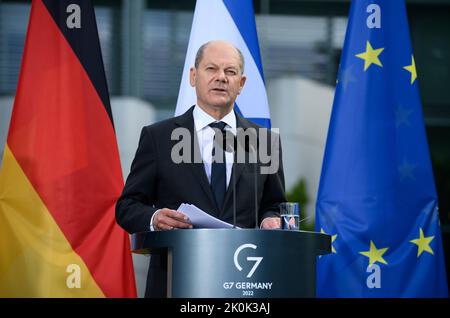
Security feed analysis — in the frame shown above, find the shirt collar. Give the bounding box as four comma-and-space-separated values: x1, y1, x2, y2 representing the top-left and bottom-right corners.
193, 105, 237, 134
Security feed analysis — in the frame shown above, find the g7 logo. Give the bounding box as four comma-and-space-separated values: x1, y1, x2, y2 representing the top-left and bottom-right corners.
233, 244, 263, 278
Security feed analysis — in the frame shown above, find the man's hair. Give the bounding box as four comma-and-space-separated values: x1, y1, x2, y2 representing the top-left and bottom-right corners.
194, 41, 245, 74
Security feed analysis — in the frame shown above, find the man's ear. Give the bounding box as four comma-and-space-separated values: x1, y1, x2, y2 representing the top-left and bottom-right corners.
238, 75, 247, 94
189, 67, 196, 87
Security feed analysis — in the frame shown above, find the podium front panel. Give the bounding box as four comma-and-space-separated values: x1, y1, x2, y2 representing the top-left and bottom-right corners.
132, 229, 330, 298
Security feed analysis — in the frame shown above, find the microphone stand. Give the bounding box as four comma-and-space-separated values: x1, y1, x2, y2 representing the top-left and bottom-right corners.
224, 130, 237, 229
249, 144, 258, 229
235, 131, 259, 229
241, 134, 258, 229
233, 156, 237, 229
227, 130, 258, 229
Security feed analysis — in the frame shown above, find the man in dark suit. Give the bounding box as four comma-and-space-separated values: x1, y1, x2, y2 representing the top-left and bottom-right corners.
115, 40, 286, 297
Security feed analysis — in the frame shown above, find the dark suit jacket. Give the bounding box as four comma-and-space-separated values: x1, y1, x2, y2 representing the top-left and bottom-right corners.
115, 106, 286, 297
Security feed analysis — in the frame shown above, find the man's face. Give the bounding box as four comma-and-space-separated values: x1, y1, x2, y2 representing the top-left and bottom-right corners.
190, 43, 246, 111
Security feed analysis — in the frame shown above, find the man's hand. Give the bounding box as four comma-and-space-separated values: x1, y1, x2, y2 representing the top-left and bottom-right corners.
153, 208, 193, 231
260, 217, 281, 229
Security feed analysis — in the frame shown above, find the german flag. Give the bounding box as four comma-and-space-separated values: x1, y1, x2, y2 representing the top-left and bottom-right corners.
0, 0, 136, 297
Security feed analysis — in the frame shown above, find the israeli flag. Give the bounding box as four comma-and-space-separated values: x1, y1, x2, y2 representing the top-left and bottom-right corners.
175, 0, 271, 128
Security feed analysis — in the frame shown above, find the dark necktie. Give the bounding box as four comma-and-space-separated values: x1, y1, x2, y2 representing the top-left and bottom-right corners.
209, 121, 227, 210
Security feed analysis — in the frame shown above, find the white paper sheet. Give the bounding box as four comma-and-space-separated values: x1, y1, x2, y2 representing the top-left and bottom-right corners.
177, 203, 237, 229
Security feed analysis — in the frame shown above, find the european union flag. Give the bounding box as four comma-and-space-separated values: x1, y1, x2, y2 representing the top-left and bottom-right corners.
315, 0, 448, 297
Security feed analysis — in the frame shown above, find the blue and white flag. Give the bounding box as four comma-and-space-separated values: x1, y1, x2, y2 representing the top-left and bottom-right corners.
175, 0, 271, 128
315, 0, 448, 297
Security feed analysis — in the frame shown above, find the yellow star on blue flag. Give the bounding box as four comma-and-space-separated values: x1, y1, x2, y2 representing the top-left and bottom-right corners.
360, 241, 389, 266
355, 41, 384, 71
410, 228, 434, 257
403, 55, 417, 84
321, 228, 337, 254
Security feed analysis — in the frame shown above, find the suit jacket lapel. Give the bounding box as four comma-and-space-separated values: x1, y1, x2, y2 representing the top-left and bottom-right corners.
174, 106, 219, 216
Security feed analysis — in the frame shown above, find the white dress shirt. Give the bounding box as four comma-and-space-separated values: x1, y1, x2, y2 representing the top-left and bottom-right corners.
193, 105, 236, 187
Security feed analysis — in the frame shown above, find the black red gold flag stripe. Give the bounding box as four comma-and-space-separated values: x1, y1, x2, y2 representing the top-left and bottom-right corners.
0, 0, 136, 297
